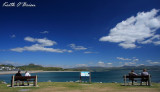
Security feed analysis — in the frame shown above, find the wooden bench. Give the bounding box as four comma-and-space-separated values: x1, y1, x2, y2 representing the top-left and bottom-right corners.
123, 75, 151, 86
11, 75, 38, 87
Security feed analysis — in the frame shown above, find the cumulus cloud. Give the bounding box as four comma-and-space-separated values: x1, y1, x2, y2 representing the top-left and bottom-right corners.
124, 62, 136, 66
24, 36, 57, 46
146, 60, 160, 65
40, 31, 49, 34
99, 9, 160, 49
117, 57, 139, 62
69, 44, 87, 50
98, 61, 105, 67
10, 34, 16, 38
98, 61, 112, 67
154, 41, 160, 45
24, 36, 35, 42
76, 64, 88, 67
117, 57, 131, 61
107, 63, 112, 65
132, 58, 139, 62
11, 37, 72, 53
84, 51, 93, 54
139, 64, 145, 66
84, 51, 97, 54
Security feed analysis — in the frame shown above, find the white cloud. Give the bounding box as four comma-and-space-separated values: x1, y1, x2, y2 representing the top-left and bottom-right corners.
146, 60, 160, 65
24, 36, 35, 42
98, 61, 105, 67
67, 50, 73, 53
97, 61, 112, 67
149, 61, 160, 64
76, 64, 88, 67
11, 37, 72, 53
24, 36, 57, 46
139, 64, 145, 66
84, 51, 97, 54
84, 51, 92, 54
124, 62, 136, 66
40, 31, 49, 34
11, 45, 68, 53
99, 9, 160, 49
107, 63, 112, 65
106, 63, 113, 67
117, 57, 131, 60
117, 57, 139, 63
154, 41, 160, 45
133, 58, 139, 62
140, 35, 160, 44
69, 44, 87, 50
11, 34, 16, 38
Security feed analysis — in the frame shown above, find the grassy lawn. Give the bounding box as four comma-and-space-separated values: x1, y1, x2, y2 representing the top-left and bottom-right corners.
0, 82, 160, 92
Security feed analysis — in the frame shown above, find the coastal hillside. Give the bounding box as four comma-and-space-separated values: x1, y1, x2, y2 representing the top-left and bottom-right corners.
1, 64, 160, 72
18, 64, 64, 71
69, 65, 160, 72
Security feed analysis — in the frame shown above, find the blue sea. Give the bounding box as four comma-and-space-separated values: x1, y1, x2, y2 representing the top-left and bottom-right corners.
0, 70, 160, 83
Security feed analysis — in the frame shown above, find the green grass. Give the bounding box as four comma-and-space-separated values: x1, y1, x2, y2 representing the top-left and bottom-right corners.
0, 82, 160, 92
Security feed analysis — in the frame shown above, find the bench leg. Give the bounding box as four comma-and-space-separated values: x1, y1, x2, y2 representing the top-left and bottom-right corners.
18, 80, 20, 86
11, 80, 12, 87
22, 81, 24, 86
27, 80, 29, 85
140, 80, 142, 86
132, 80, 134, 85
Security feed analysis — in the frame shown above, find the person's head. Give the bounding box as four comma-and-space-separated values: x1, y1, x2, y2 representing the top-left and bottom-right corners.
131, 70, 134, 72
18, 70, 21, 73
143, 69, 147, 72
25, 71, 28, 73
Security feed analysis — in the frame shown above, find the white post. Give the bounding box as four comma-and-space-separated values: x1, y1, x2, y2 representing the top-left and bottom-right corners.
35, 75, 37, 86
11, 75, 14, 87
124, 75, 126, 86
148, 74, 151, 86
80, 72, 82, 83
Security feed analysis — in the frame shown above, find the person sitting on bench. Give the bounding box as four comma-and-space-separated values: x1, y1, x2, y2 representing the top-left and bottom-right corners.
15, 70, 24, 86
141, 69, 149, 85
129, 70, 137, 85
25, 71, 31, 85
141, 69, 149, 76
129, 70, 137, 76
25, 71, 31, 76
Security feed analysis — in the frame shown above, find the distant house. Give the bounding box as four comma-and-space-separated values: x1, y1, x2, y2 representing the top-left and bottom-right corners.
0, 65, 18, 71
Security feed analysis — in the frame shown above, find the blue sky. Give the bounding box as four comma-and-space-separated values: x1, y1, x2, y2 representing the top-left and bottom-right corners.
0, 0, 160, 67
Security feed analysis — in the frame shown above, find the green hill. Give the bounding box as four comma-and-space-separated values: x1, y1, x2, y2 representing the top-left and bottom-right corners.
18, 63, 63, 71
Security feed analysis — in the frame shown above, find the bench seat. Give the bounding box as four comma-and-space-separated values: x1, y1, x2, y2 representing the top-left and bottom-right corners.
123, 75, 151, 86
11, 75, 38, 87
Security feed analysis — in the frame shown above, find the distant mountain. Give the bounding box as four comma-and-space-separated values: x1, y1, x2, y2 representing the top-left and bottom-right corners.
69, 65, 160, 72
1, 63, 160, 72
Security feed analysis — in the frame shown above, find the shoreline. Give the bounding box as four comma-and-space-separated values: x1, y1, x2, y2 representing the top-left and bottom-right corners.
0, 71, 80, 75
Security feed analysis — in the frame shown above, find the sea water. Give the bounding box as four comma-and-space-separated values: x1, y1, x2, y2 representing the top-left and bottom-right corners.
0, 70, 160, 83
